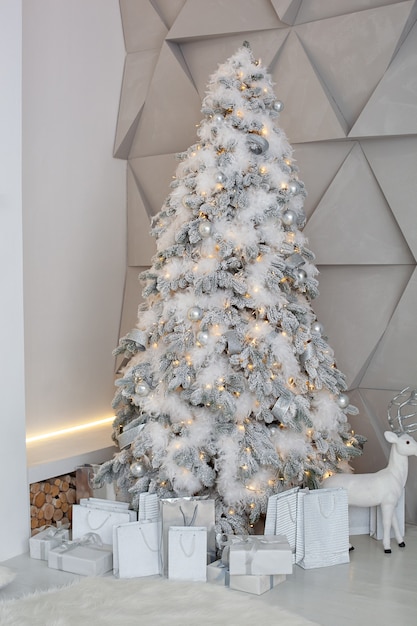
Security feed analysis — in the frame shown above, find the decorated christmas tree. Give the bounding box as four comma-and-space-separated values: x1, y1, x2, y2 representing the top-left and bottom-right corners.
96, 43, 365, 536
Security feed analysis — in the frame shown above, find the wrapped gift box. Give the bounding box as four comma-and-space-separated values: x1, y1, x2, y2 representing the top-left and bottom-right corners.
229, 573, 286, 595
206, 560, 230, 586
48, 534, 112, 576
229, 535, 293, 576
29, 527, 70, 560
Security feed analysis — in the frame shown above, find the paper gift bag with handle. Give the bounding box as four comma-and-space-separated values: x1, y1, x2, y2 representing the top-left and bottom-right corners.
160, 496, 215, 575
265, 487, 300, 562
72, 504, 134, 546
296, 488, 350, 569
113, 520, 162, 578
168, 526, 207, 581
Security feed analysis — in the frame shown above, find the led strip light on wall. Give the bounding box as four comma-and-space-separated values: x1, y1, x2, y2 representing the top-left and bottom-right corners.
26, 416, 115, 444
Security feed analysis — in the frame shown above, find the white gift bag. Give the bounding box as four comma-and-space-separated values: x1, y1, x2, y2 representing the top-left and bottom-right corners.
72, 504, 135, 545
168, 526, 207, 582
161, 497, 215, 574
296, 488, 350, 569
265, 487, 300, 562
113, 520, 161, 578
139, 492, 159, 523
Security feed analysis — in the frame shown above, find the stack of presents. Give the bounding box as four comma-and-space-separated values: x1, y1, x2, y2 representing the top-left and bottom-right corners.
29, 486, 405, 595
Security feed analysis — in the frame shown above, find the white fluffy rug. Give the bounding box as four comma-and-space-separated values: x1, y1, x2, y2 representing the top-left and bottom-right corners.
0, 576, 317, 626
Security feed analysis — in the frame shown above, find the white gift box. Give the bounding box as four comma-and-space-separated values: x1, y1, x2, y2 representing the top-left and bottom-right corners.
229, 535, 293, 576
29, 526, 70, 560
48, 534, 112, 576
113, 520, 161, 578
229, 573, 286, 595
348, 505, 371, 536
72, 502, 136, 545
168, 526, 207, 582
206, 560, 230, 586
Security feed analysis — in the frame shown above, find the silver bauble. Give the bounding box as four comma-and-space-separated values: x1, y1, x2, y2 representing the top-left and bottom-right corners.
198, 221, 212, 238
337, 393, 349, 409
215, 173, 225, 183
274, 100, 284, 112
130, 461, 146, 478
288, 182, 298, 195
247, 134, 269, 155
296, 268, 307, 284
311, 321, 324, 335
135, 381, 150, 396
187, 306, 203, 321
214, 114, 223, 123
197, 330, 209, 345
282, 210, 296, 226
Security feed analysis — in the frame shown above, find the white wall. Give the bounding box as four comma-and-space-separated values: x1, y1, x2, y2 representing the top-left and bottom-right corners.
0, 0, 29, 561
23, 0, 126, 439
0, 0, 126, 559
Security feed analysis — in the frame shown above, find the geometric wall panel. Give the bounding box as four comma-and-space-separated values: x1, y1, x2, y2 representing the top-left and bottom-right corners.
304, 143, 414, 265
270, 31, 348, 143
295, 0, 407, 25
270, 0, 302, 25
311, 265, 413, 388
292, 141, 354, 220
129, 42, 202, 157
130, 154, 177, 218
127, 165, 156, 266
119, 265, 147, 344
152, 0, 188, 30
114, 50, 160, 158
350, 19, 417, 137
295, 2, 415, 128
362, 137, 417, 260
360, 268, 417, 389
181, 30, 289, 98
167, 0, 283, 40
115, 0, 417, 521
119, 0, 168, 52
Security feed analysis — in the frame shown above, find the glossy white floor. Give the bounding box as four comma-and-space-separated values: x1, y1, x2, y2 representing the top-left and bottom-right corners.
1, 525, 416, 625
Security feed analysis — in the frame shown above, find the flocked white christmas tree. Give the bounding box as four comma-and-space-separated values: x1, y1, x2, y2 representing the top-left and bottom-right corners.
96, 43, 365, 536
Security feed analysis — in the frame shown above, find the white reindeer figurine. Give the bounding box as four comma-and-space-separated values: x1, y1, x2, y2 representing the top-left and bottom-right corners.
322, 431, 417, 553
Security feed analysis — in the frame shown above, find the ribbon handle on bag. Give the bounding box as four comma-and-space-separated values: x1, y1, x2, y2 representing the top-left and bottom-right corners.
86, 510, 111, 530
179, 532, 196, 558
180, 504, 198, 527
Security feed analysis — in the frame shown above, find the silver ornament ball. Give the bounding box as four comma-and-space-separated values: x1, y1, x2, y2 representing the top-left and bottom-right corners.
247, 135, 269, 155
337, 393, 349, 409
288, 182, 298, 195
135, 381, 150, 396
311, 321, 324, 335
197, 330, 209, 345
187, 306, 203, 321
198, 221, 212, 238
296, 268, 307, 284
215, 173, 225, 183
282, 210, 296, 226
274, 100, 284, 112
130, 460, 146, 478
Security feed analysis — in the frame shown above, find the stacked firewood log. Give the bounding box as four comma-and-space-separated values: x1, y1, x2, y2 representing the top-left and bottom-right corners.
30, 473, 76, 534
